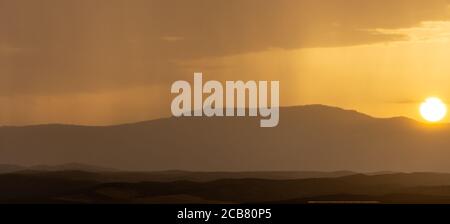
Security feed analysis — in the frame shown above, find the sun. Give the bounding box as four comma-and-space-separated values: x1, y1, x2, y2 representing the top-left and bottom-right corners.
420, 97, 447, 122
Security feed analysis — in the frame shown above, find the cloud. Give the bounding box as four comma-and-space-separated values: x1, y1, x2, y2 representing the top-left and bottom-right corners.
387, 99, 421, 104
1, 0, 450, 96
374, 21, 450, 43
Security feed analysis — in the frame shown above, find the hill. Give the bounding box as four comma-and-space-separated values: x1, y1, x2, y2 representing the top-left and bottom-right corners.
1, 105, 449, 172
4, 171, 450, 203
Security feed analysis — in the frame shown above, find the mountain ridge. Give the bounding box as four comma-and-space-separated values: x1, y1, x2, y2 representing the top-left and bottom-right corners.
0, 104, 422, 128
4, 170, 450, 203
1, 105, 450, 172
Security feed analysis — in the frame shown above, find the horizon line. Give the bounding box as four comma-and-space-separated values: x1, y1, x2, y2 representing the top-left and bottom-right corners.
0, 104, 428, 128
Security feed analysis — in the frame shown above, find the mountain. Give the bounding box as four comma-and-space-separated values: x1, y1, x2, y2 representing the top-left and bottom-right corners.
110, 170, 356, 182
5, 171, 450, 203
79, 172, 450, 204
28, 163, 118, 172
0, 169, 357, 183
0, 163, 117, 174
0, 164, 25, 174
1, 105, 450, 172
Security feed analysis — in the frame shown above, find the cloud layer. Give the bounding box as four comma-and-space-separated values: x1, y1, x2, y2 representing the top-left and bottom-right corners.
1, 0, 450, 96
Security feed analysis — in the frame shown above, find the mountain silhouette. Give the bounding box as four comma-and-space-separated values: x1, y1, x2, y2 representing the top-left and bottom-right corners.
1, 105, 449, 172
0, 163, 117, 174
4, 171, 450, 203
28, 163, 118, 172
0, 169, 358, 183
0, 164, 25, 174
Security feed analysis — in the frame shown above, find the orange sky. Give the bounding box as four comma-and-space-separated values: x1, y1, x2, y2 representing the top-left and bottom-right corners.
2, 0, 450, 125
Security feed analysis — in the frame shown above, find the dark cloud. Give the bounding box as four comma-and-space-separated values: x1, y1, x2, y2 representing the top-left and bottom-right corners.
388, 99, 421, 104
1, 0, 450, 96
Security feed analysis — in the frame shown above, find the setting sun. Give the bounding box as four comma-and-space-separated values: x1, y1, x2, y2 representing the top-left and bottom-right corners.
420, 97, 447, 122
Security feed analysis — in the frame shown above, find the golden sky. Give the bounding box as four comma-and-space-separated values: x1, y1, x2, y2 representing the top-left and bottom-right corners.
2, 0, 450, 125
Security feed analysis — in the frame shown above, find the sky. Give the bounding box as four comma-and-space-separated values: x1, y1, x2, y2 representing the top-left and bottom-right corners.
2, 0, 450, 125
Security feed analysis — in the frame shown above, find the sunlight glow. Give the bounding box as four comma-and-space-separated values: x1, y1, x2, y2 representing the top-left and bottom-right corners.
420, 97, 447, 122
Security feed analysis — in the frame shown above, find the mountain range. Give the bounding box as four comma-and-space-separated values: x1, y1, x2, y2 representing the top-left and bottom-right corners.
3, 170, 450, 203
1, 105, 450, 172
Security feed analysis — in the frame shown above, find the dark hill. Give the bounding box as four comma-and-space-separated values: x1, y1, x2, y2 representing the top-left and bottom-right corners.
1, 105, 449, 172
